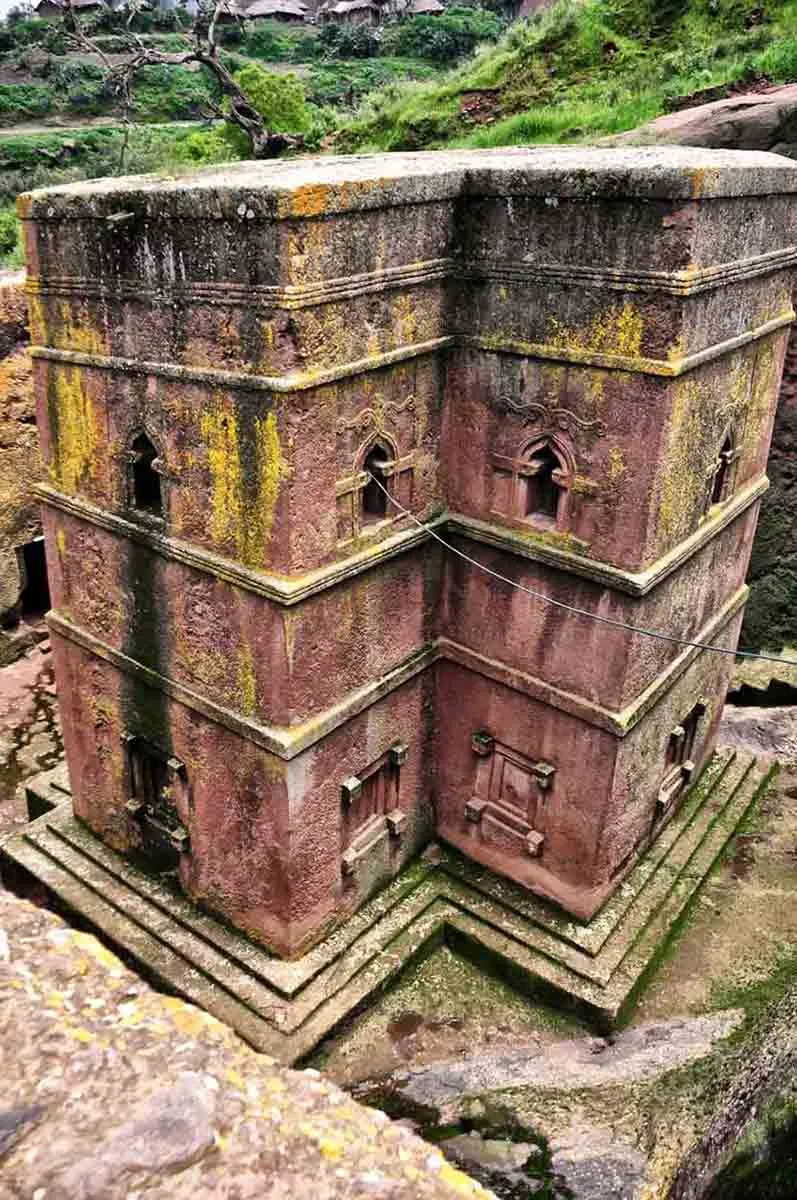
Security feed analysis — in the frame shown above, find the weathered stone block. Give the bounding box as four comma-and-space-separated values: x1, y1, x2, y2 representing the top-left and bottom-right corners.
21, 148, 797, 951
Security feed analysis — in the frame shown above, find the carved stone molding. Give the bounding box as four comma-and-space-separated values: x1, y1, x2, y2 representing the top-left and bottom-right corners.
495, 393, 607, 437
337, 393, 416, 437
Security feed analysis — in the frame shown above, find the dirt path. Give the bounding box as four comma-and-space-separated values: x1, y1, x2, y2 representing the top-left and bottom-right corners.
0, 117, 205, 137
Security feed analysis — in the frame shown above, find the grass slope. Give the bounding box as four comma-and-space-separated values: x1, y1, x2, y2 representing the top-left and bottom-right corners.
336, 0, 797, 152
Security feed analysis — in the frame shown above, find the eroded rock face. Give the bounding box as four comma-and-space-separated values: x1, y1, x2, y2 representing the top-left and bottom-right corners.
741, 318, 797, 651
0, 272, 41, 662
0, 886, 490, 1200
668, 986, 797, 1200
609, 84, 797, 158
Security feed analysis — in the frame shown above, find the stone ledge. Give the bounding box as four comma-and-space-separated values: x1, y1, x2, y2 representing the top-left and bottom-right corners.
19, 147, 797, 223
0, 886, 490, 1200
46, 586, 745, 761
37, 471, 766, 606
0, 749, 772, 1063
29, 308, 795, 385
27, 243, 797, 306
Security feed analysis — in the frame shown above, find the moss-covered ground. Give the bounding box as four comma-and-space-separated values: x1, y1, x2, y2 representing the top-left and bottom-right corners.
310, 756, 797, 1199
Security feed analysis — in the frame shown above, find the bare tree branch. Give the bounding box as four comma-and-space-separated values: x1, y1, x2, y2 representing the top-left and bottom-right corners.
56, 0, 303, 159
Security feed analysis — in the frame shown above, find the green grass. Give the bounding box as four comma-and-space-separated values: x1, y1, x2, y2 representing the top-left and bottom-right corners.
306, 57, 437, 109
336, 0, 797, 152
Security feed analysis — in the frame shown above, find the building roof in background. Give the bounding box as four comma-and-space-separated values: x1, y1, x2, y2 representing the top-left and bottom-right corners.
321, 0, 379, 13
243, 0, 308, 14
34, 0, 104, 10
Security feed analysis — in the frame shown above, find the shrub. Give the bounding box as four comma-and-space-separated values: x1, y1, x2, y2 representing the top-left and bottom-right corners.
131, 63, 216, 121
51, 59, 106, 90
243, 22, 318, 62
66, 80, 112, 116
307, 58, 436, 107
379, 6, 505, 62
233, 62, 313, 132
318, 22, 380, 59
0, 84, 53, 122
0, 205, 18, 259
757, 36, 797, 81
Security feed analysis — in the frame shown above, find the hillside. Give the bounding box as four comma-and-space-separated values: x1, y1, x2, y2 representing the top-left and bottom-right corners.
335, 0, 797, 151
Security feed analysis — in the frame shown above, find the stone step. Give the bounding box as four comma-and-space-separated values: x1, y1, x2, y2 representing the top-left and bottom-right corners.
0, 749, 772, 1061
48, 813, 439, 1001
23, 814, 447, 1039
603, 756, 774, 1020
5, 830, 286, 1056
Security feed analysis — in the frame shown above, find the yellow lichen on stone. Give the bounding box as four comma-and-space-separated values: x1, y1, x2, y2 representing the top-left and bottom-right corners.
201, 397, 289, 568
238, 642, 258, 717
27, 292, 47, 345
547, 301, 644, 359
657, 347, 757, 547
57, 300, 104, 356
282, 608, 297, 672
50, 365, 97, 495
202, 397, 241, 545
250, 409, 290, 563
289, 183, 328, 219
438, 1162, 490, 1195
608, 447, 627, 484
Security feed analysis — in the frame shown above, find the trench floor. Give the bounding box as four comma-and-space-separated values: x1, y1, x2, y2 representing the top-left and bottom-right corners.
0, 644, 62, 841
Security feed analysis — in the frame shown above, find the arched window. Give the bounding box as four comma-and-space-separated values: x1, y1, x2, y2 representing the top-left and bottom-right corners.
708, 431, 735, 509
521, 440, 571, 527
129, 432, 162, 518
526, 444, 562, 519
361, 442, 391, 524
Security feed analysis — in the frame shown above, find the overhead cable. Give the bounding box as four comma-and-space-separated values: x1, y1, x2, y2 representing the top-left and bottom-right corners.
366, 473, 796, 668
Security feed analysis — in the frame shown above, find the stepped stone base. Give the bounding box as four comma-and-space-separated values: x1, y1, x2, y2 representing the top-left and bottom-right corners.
0, 749, 771, 1064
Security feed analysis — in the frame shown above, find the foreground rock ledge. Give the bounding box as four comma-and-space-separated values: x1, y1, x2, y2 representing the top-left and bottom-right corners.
0, 888, 489, 1200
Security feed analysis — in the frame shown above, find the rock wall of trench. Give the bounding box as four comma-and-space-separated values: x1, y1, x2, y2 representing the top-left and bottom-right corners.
0, 272, 40, 664
740, 317, 797, 652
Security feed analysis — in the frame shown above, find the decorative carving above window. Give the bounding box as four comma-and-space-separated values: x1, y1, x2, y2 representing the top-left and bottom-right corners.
465, 733, 552, 861
337, 393, 416, 438
491, 436, 576, 531
495, 393, 606, 438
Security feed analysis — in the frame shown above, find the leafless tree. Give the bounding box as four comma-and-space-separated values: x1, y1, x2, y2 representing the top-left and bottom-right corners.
60, 0, 304, 160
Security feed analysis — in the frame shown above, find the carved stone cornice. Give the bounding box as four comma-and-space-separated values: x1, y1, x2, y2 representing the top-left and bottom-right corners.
46, 584, 748, 760
36, 471, 766, 605
29, 309, 795, 392
26, 242, 797, 308
494, 393, 607, 437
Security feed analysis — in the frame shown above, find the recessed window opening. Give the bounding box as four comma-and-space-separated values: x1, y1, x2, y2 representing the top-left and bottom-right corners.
19, 538, 50, 619
666, 704, 703, 769
710, 433, 734, 506
526, 445, 562, 520
130, 740, 171, 812
130, 433, 162, 517
362, 443, 391, 524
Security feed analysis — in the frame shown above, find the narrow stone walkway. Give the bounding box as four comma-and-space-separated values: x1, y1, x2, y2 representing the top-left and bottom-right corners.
0, 644, 62, 840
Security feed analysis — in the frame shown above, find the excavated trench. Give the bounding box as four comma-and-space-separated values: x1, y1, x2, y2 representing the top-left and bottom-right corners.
0, 648, 796, 1200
